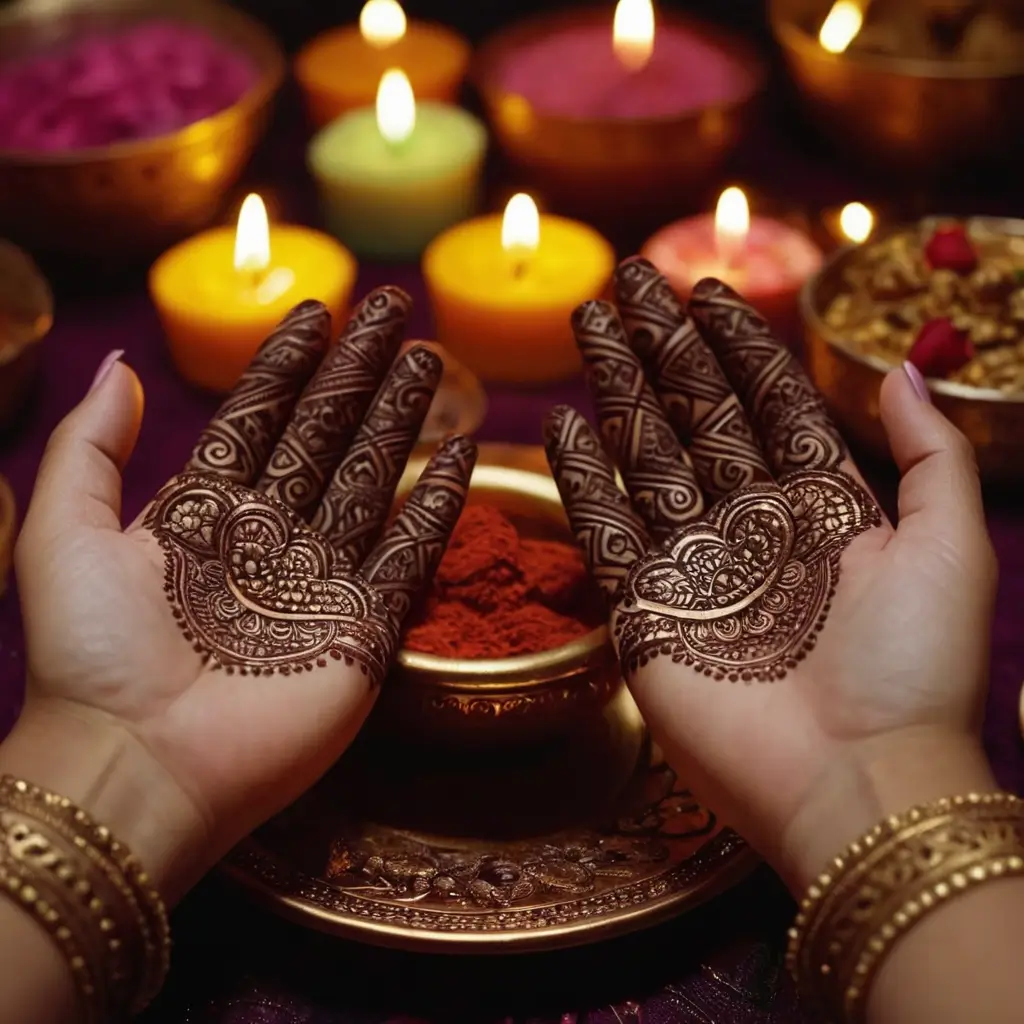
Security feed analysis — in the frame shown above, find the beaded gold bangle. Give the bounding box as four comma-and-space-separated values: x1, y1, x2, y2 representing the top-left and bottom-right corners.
0, 775, 171, 1021
786, 792, 1024, 1024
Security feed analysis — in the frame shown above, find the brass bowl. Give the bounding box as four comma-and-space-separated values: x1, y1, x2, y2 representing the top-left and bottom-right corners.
470, 7, 764, 231
770, 0, 1024, 176
371, 444, 620, 749
0, 0, 285, 260
801, 216, 1024, 484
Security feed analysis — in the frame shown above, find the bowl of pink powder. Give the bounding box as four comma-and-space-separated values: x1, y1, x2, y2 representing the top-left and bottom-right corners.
0, 0, 284, 259
471, 6, 765, 231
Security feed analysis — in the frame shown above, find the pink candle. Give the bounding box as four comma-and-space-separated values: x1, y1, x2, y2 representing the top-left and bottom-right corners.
641, 189, 824, 334
496, 21, 756, 119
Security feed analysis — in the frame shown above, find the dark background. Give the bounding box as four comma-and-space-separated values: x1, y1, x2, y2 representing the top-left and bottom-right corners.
234, 0, 772, 52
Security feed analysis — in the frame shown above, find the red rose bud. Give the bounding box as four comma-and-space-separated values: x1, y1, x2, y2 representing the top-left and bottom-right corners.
924, 224, 977, 274
908, 318, 974, 378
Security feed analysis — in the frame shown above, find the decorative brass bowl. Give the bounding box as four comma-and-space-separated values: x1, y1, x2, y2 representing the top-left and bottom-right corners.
770, 0, 1024, 176
470, 7, 764, 231
801, 216, 1024, 484
0, 0, 285, 260
371, 444, 620, 749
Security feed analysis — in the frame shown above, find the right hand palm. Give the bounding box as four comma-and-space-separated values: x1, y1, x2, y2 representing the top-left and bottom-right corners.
545, 259, 996, 863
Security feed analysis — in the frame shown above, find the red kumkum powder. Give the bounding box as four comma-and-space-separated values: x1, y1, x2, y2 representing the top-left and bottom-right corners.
404, 504, 604, 658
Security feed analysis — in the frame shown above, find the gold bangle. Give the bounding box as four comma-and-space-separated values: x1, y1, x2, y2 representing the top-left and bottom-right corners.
786, 792, 1024, 1024
0, 775, 171, 1021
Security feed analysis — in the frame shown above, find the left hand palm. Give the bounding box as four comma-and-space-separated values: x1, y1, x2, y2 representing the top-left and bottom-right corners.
16, 290, 475, 863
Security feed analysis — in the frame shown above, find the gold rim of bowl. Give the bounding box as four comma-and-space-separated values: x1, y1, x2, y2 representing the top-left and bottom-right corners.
395, 460, 611, 687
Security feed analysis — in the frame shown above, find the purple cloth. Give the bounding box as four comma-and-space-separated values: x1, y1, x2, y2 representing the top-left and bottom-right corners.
0, 264, 1020, 1024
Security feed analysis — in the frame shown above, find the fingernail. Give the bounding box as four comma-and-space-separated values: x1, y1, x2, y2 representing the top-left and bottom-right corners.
89, 349, 124, 393
902, 361, 932, 403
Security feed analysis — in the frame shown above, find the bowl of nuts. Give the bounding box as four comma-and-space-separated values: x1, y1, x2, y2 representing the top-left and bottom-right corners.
802, 216, 1024, 483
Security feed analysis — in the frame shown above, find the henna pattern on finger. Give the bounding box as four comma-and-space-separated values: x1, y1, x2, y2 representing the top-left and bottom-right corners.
362, 434, 477, 623
186, 301, 329, 483
689, 279, 845, 477
145, 474, 401, 686
259, 287, 410, 518
614, 258, 773, 500
544, 405, 650, 600
573, 300, 704, 539
313, 345, 442, 566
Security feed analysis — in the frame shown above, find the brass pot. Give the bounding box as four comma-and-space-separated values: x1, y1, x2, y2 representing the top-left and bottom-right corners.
0, 0, 285, 260
470, 7, 764, 231
770, 0, 1024, 176
371, 444, 620, 749
801, 217, 1024, 484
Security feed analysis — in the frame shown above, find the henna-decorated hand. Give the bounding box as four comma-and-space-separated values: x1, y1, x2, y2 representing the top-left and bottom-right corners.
546, 259, 998, 891
10, 291, 476, 899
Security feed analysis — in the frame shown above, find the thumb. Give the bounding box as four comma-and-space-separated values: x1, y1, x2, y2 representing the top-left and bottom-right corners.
22, 351, 144, 545
879, 362, 989, 557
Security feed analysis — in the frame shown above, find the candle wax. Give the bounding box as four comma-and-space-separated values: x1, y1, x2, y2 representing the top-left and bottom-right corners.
295, 22, 470, 127
423, 214, 615, 383
309, 102, 486, 261
642, 214, 823, 333
150, 226, 355, 392
497, 24, 754, 119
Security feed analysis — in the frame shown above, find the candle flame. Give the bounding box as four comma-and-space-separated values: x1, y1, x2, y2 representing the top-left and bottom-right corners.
819, 1, 864, 54
359, 0, 406, 48
502, 193, 540, 277
613, 0, 655, 72
714, 187, 749, 268
376, 68, 415, 145
234, 193, 270, 276
839, 202, 874, 244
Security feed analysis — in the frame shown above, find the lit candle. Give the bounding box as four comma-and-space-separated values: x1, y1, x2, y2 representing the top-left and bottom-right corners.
839, 202, 875, 244
818, 1, 865, 54
640, 187, 824, 332
613, 0, 655, 72
423, 193, 615, 383
149, 193, 356, 392
308, 69, 486, 261
822, 201, 877, 248
295, 0, 470, 127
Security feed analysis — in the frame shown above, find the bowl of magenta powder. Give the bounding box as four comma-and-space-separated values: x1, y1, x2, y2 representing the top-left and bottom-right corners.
378, 445, 620, 749
470, 6, 764, 231
0, 0, 284, 259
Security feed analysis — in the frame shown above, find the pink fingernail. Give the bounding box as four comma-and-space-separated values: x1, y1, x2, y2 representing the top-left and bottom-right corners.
902, 361, 931, 403
89, 349, 124, 393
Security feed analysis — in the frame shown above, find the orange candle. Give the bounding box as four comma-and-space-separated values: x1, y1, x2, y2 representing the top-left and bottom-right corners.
149, 194, 356, 392
295, 0, 470, 127
423, 194, 615, 383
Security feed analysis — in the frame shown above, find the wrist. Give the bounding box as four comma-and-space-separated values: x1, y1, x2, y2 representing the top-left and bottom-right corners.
779, 724, 997, 894
0, 696, 211, 904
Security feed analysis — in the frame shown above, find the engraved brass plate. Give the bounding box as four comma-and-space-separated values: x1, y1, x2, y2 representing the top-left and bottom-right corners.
225, 688, 757, 951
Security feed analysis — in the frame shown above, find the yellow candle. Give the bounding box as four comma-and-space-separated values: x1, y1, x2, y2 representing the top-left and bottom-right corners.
423, 194, 615, 383
295, 0, 470, 127
149, 194, 356, 392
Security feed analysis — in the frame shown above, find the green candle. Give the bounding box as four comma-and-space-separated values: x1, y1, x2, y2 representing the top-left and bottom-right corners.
308, 70, 487, 261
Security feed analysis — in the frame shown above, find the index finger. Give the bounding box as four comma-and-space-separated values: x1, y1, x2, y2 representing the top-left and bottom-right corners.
186, 301, 330, 484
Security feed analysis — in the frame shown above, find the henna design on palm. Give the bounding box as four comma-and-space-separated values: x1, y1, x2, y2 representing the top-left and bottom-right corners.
573, 300, 704, 540
155, 294, 476, 684
548, 265, 882, 684
258, 287, 411, 518
313, 345, 442, 566
146, 474, 400, 685
186, 301, 330, 483
614, 258, 772, 501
